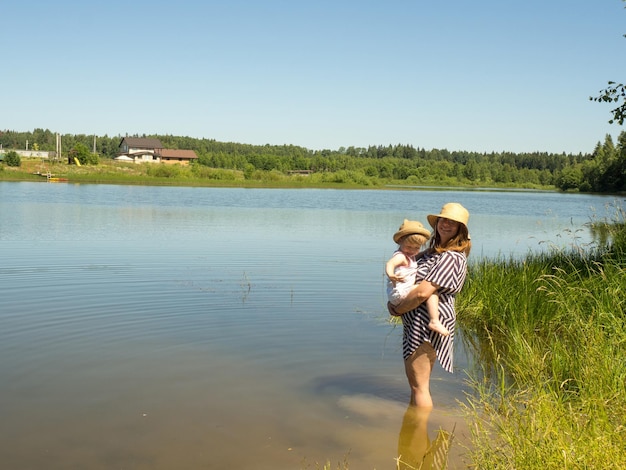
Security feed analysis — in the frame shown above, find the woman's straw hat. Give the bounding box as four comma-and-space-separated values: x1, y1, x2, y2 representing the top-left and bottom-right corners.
427, 203, 469, 229
393, 219, 431, 243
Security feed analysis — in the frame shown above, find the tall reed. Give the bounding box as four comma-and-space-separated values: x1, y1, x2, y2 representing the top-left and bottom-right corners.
458, 218, 626, 468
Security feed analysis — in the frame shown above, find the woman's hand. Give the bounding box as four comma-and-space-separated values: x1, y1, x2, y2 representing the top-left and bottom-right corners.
392, 280, 439, 315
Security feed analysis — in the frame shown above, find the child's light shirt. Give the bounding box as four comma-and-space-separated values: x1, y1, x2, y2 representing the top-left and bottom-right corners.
386, 250, 418, 306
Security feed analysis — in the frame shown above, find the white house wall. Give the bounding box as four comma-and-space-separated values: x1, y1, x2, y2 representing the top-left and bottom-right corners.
132, 154, 161, 163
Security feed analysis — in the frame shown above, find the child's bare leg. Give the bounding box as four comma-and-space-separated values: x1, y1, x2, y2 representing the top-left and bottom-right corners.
429, 318, 449, 336
426, 294, 449, 336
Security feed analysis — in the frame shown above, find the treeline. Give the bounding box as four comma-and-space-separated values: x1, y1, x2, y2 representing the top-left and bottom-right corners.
555, 132, 626, 192
2, 128, 624, 191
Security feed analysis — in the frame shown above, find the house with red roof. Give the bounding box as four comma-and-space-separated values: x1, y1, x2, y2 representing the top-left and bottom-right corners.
116, 137, 198, 165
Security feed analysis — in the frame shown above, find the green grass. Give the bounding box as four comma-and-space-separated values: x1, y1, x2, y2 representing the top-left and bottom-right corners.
457, 212, 626, 469
0, 158, 555, 191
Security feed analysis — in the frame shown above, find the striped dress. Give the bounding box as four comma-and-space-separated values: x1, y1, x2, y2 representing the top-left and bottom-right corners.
401, 250, 467, 373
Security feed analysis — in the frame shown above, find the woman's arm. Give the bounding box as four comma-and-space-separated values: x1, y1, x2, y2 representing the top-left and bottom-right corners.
388, 279, 439, 316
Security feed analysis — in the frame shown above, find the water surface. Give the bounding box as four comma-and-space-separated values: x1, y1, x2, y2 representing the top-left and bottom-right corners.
0, 183, 620, 469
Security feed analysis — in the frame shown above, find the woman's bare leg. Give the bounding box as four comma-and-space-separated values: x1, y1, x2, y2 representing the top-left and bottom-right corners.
404, 342, 436, 408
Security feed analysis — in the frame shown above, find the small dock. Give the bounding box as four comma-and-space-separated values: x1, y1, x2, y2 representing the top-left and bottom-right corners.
33, 171, 69, 182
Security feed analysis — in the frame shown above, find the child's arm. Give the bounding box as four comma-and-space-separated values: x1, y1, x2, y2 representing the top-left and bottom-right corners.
385, 252, 408, 283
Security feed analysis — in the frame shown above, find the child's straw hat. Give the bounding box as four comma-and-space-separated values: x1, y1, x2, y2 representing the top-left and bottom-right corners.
393, 219, 431, 243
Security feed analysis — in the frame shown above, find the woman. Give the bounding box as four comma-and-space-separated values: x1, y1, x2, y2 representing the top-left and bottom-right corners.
389, 203, 471, 408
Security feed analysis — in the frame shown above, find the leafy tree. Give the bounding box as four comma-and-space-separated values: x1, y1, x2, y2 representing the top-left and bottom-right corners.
606, 131, 626, 190
592, 81, 626, 125
464, 160, 479, 181
243, 163, 255, 179
555, 166, 583, 191
590, 1, 626, 125
583, 135, 617, 191
69, 143, 99, 165
4, 150, 21, 167
377, 161, 393, 178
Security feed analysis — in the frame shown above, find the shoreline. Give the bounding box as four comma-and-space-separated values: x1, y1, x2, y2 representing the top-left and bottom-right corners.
0, 159, 559, 192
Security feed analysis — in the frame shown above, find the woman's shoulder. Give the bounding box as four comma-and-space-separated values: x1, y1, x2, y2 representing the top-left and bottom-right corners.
423, 248, 465, 260
442, 250, 467, 260
432, 249, 467, 267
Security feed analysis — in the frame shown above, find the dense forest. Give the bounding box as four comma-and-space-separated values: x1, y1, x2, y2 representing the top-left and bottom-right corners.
1, 128, 625, 192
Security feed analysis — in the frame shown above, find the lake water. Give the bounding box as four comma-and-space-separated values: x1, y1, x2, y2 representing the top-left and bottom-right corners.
0, 182, 621, 469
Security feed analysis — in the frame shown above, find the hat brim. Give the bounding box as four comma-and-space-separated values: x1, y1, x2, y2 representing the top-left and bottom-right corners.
393, 228, 431, 243
427, 204, 469, 229
427, 214, 469, 229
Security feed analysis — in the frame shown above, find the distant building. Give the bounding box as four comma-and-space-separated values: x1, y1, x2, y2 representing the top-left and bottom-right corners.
0, 149, 52, 159
159, 148, 198, 165
116, 137, 198, 165
116, 137, 162, 163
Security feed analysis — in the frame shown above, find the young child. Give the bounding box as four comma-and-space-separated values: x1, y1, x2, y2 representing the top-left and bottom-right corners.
385, 219, 450, 336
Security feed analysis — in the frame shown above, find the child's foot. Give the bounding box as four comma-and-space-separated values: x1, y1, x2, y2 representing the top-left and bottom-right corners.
429, 320, 450, 336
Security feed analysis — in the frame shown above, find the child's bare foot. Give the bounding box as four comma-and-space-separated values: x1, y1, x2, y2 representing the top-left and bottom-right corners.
429, 320, 450, 336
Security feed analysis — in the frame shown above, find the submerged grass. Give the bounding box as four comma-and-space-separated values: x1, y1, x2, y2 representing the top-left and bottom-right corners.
457, 209, 626, 468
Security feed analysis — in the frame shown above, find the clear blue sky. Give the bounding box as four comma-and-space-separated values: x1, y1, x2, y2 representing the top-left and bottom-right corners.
3, 0, 625, 154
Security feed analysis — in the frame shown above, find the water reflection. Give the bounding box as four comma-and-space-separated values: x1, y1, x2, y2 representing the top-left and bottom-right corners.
311, 372, 463, 468
397, 406, 452, 470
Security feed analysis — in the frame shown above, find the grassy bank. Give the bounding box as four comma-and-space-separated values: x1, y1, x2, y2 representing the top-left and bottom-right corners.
457, 210, 626, 468
0, 159, 554, 191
